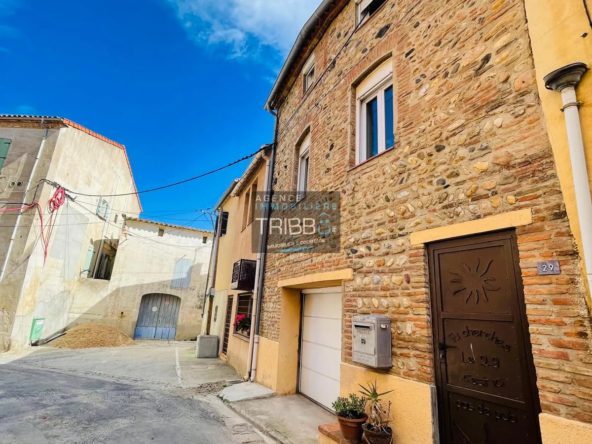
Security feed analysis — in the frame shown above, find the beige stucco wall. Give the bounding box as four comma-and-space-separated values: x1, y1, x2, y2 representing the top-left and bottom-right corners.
5, 125, 212, 349
202, 196, 240, 340
525, 0, 592, 300
203, 162, 267, 378
254, 336, 280, 392
340, 363, 434, 444
540, 413, 592, 444
82, 220, 211, 340
9, 126, 142, 348
0, 124, 61, 351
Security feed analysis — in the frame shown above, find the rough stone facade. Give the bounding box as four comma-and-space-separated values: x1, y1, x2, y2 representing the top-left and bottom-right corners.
262, 0, 592, 426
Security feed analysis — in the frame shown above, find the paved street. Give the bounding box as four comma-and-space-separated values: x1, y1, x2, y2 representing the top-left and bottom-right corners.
0, 342, 269, 444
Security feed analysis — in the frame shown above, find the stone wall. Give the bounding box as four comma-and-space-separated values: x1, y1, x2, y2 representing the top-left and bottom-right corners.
262, 0, 592, 425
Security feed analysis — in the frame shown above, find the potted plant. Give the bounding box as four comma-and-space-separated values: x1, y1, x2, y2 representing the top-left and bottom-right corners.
332, 394, 367, 443
233, 314, 251, 335
359, 381, 393, 444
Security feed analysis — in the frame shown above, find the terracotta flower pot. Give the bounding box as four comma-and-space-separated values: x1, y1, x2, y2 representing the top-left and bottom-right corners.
362, 424, 393, 444
337, 414, 367, 443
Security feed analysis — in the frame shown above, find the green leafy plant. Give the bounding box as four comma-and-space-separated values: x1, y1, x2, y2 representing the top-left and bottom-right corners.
359, 381, 393, 433
332, 393, 367, 420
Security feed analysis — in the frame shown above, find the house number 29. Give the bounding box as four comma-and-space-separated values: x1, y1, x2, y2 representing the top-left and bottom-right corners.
537, 261, 561, 276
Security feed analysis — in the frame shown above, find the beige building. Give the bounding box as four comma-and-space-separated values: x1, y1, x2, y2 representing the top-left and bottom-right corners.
201, 149, 269, 379
0, 115, 212, 350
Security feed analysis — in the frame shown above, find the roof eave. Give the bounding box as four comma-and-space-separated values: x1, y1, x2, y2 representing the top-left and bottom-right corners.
264, 0, 344, 111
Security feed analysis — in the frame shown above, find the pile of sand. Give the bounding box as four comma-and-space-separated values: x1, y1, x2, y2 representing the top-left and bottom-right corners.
48, 324, 137, 349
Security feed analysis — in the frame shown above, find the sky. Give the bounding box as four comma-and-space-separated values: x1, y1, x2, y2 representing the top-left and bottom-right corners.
0, 0, 321, 230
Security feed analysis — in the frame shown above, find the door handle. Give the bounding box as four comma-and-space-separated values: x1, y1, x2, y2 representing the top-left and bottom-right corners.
438, 343, 449, 360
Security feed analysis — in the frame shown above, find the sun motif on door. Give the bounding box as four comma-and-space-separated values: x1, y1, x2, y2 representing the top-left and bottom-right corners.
448, 258, 501, 304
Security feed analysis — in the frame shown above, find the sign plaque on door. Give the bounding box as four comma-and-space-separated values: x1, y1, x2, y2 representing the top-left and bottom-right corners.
537, 261, 560, 276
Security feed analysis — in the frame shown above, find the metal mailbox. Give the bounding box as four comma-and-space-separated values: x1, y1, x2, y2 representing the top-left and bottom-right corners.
352, 315, 392, 369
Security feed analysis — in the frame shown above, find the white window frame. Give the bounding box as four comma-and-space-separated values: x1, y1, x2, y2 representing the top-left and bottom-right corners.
356, 0, 386, 26
356, 59, 394, 164
302, 54, 316, 93
297, 133, 311, 201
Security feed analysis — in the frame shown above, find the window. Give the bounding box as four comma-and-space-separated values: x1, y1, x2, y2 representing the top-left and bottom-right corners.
158, 228, 165, 237
242, 188, 251, 231
96, 198, 110, 219
0, 139, 11, 171
220, 211, 229, 235
356, 59, 394, 164
356, 0, 387, 26
242, 183, 258, 230
302, 54, 316, 93
234, 294, 253, 337
248, 183, 258, 225
215, 211, 229, 236
297, 134, 311, 201
95, 244, 117, 280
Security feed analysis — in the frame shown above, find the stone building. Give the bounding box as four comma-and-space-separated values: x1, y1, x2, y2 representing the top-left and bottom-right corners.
0, 116, 212, 350
251, 1, 592, 443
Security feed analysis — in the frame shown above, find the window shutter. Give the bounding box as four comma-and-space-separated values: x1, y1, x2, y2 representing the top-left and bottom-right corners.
0, 139, 11, 171
96, 199, 105, 217
83, 247, 95, 277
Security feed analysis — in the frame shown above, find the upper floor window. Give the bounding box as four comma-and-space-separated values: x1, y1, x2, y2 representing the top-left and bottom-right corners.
242, 182, 258, 230
302, 54, 316, 93
0, 139, 11, 171
297, 133, 311, 201
96, 198, 110, 220
356, 59, 394, 164
356, 0, 387, 26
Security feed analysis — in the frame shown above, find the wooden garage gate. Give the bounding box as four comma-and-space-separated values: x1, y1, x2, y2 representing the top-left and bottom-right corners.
135, 294, 181, 340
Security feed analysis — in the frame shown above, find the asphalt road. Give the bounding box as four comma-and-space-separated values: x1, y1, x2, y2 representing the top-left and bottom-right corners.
0, 342, 251, 444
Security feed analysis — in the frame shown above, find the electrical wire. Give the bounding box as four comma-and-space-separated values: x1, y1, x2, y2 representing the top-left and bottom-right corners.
70, 199, 211, 250
63, 146, 268, 199
585, 0, 592, 29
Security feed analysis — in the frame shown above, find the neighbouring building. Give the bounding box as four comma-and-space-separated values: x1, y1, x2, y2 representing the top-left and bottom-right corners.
201, 149, 269, 379
251, 1, 592, 443
0, 115, 212, 350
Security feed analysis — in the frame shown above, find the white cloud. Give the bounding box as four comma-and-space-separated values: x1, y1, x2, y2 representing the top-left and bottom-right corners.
165, 0, 322, 61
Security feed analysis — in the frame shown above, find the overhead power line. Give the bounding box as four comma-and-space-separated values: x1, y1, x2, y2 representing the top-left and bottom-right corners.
64, 146, 269, 199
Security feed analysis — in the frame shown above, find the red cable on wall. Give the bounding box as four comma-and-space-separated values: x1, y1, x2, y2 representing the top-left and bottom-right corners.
0, 186, 66, 264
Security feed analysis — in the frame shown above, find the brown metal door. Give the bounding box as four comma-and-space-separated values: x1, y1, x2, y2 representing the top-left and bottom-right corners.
428, 230, 541, 444
222, 296, 233, 355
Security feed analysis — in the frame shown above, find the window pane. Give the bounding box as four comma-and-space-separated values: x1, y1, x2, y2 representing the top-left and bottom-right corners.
303, 156, 309, 192
366, 97, 379, 159
384, 86, 394, 149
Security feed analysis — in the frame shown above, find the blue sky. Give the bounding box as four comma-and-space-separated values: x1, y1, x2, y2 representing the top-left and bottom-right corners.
0, 0, 320, 230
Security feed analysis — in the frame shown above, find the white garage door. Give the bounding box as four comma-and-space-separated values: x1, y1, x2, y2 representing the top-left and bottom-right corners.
299, 287, 342, 411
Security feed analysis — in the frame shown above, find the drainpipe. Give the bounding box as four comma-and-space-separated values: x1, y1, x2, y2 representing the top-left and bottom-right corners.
205, 210, 223, 335
250, 110, 278, 382
544, 62, 592, 295
0, 121, 48, 283
245, 149, 272, 379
